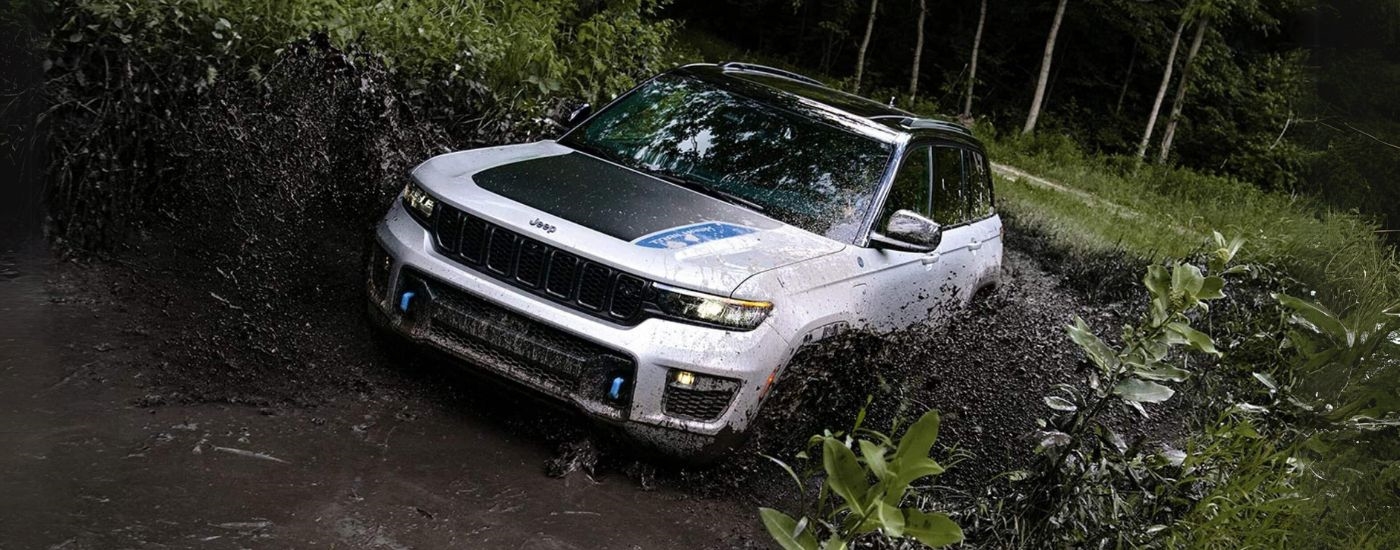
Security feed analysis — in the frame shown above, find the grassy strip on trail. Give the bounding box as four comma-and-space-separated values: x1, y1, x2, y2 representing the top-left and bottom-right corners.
984, 132, 1398, 312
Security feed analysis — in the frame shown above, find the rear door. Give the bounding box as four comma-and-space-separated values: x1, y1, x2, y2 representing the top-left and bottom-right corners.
962, 148, 1003, 291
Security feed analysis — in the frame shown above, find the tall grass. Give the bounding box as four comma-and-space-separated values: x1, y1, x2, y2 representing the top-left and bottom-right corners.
984, 126, 1399, 311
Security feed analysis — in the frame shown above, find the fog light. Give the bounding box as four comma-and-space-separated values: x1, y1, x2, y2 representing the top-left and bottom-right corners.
675, 370, 696, 386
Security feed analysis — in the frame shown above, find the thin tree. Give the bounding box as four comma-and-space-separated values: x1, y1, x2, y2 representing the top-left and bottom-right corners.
1136, 10, 1188, 161
1157, 15, 1209, 163
962, 0, 988, 119
1115, 38, 1138, 115
909, 0, 928, 100
853, 0, 880, 91
1023, 0, 1070, 134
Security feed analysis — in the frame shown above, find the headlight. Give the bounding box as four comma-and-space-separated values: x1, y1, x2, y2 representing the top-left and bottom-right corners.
401, 180, 436, 224
654, 283, 773, 330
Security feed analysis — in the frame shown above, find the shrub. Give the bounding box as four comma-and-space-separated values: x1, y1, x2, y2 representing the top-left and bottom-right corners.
760, 407, 964, 549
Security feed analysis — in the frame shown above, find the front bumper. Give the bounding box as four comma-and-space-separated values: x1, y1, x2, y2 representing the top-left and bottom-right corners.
369, 201, 795, 450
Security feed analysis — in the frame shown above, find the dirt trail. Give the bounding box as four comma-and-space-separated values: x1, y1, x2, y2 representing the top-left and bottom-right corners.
991, 162, 1195, 238
0, 243, 762, 549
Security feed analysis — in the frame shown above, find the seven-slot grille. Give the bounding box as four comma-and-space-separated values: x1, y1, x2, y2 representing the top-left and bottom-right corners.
430, 204, 651, 324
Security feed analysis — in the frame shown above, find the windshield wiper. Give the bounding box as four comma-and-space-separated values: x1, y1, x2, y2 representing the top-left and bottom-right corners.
649, 169, 766, 212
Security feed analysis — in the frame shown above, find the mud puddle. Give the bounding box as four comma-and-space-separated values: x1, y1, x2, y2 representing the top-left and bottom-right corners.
0, 245, 763, 549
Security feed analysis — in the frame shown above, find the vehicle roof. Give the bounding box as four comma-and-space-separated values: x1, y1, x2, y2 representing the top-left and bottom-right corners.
673, 63, 983, 149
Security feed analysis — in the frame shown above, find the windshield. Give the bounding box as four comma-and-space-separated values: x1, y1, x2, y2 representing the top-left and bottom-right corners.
559, 74, 894, 243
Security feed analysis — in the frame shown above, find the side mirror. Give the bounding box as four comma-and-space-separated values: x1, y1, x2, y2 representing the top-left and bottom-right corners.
563, 103, 592, 129
870, 209, 942, 253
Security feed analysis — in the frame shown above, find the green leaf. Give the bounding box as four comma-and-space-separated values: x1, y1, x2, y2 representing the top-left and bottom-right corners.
1276, 293, 1352, 345
894, 410, 941, 467
1134, 363, 1191, 382
1172, 263, 1205, 296
903, 509, 964, 548
1252, 372, 1279, 392
1144, 264, 1170, 298
1113, 378, 1176, 403
1035, 430, 1072, 451
761, 453, 806, 496
759, 508, 819, 550
876, 501, 905, 537
1198, 276, 1226, 300
885, 457, 946, 504
823, 438, 869, 511
1167, 322, 1221, 356
1044, 396, 1078, 411
859, 439, 891, 481
1067, 317, 1120, 375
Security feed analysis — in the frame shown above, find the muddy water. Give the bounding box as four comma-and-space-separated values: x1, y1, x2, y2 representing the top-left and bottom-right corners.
0, 245, 761, 549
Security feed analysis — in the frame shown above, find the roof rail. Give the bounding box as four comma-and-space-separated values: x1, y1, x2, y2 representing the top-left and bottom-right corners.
870, 115, 973, 136
719, 62, 824, 87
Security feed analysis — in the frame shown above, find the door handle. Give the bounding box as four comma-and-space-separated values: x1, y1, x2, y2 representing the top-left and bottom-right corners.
921, 252, 941, 265
967, 240, 983, 251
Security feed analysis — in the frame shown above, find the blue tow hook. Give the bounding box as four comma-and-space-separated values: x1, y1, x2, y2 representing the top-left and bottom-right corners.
398, 291, 416, 312
608, 376, 625, 400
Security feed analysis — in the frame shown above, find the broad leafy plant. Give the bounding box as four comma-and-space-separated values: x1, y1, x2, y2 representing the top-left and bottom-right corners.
1273, 293, 1400, 427
759, 408, 964, 549
1003, 232, 1244, 544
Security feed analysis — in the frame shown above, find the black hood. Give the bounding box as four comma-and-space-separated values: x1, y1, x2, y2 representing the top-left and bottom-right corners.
471, 151, 779, 242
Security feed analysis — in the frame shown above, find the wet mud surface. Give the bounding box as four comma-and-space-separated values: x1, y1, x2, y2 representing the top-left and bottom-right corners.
0, 244, 762, 549
2, 228, 1176, 548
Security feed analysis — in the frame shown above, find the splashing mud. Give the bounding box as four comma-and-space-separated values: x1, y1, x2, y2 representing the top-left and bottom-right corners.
617, 249, 1143, 505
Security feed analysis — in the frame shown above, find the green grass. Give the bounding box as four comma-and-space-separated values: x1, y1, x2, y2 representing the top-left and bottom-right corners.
985, 132, 1399, 312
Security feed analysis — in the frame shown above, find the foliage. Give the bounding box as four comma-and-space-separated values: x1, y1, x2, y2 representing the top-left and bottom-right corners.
976, 233, 1239, 546
15, 0, 675, 249
760, 407, 963, 549
1275, 294, 1400, 425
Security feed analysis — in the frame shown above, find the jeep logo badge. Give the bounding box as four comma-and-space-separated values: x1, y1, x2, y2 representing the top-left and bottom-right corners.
529, 218, 557, 234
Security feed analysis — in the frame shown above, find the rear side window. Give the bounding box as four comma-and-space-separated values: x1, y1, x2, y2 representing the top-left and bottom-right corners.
966, 150, 995, 219
879, 146, 933, 226
931, 146, 967, 226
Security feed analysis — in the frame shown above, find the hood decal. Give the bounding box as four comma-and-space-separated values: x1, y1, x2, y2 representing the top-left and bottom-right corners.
632, 221, 756, 249
471, 151, 778, 241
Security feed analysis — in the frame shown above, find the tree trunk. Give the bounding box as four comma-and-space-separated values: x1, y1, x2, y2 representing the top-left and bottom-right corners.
1135, 13, 1187, 160
1157, 16, 1209, 164
1022, 0, 1069, 135
962, 0, 988, 119
908, 0, 927, 100
854, 0, 879, 91
1115, 38, 1138, 115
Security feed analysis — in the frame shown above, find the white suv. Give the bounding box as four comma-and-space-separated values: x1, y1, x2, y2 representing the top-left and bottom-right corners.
367, 63, 1002, 456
